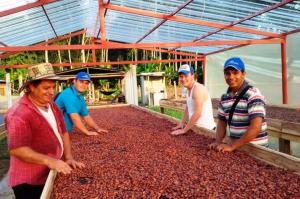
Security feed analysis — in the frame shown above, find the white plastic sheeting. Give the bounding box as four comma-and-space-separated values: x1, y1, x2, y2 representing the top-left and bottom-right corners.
206, 32, 300, 105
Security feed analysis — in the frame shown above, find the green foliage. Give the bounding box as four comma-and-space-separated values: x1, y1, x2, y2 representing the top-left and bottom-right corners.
147, 106, 183, 120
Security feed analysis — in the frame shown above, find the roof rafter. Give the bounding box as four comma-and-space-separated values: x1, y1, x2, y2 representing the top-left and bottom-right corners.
0, 38, 282, 52
0, 58, 201, 69
0, 29, 86, 58
99, 0, 107, 41
0, 42, 8, 47
136, 0, 194, 43
0, 0, 57, 17
41, 5, 58, 37
169, 0, 295, 52
94, 40, 203, 58
104, 4, 280, 37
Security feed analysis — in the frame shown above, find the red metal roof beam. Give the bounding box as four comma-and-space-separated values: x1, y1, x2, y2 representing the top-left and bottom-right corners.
94, 40, 203, 58
104, 4, 280, 38
0, 39, 282, 52
169, 0, 295, 52
0, 0, 57, 17
99, 0, 107, 42
96, 0, 110, 38
1, 58, 200, 69
0, 29, 86, 58
136, 0, 194, 43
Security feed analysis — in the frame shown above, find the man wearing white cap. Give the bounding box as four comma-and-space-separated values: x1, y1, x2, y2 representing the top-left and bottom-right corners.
171, 64, 216, 135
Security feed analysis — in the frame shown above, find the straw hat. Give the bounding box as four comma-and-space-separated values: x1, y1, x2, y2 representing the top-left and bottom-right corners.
19, 63, 65, 93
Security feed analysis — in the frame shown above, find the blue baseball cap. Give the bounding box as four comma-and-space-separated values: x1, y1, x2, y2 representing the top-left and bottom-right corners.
224, 57, 245, 72
76, 72, 91, 81
178, 64, 194, 75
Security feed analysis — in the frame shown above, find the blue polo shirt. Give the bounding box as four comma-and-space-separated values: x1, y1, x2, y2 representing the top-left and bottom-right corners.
55, 85, 89, 132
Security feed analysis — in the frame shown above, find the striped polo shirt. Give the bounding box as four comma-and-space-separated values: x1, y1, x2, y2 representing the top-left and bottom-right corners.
218, 82, 268, 145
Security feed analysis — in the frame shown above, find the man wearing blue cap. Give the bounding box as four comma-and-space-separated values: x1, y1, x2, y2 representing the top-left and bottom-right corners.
209, 57, 268, 152
55, 72, 108, 136
171, 64, 215, 135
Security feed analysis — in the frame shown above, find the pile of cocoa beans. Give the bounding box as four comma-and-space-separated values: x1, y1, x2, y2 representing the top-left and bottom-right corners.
52, 107, 300, 198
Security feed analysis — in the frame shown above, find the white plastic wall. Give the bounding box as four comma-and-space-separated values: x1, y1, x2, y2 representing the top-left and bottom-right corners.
206, 32, 300, 105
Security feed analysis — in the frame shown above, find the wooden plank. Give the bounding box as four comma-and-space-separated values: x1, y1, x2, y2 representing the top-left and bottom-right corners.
159, 99, 300, 143
133, 105, 300, 173
266, 118, 282, 131
87, 104, 130, 109
268, 129, 300, 143
41, 170, 57, 199
159, 100, 185, 112
282, 121, 300, 136
240, 144, 300, 173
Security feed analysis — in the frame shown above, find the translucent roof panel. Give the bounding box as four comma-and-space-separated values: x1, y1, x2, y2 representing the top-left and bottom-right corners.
0, 7, 56, 46
142, 21, 219, 43
181, 0, 279, 24
43, 0, 99, 37
179, 45, 234, 54
110, 0, 185, 14
0, 0, 99, 46
104, 10, 161, 43
0, 0, 38, 12
239, 2, 300, 34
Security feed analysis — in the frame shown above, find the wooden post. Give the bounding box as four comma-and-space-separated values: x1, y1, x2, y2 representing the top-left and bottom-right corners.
92, 83, 95, 104
81, 33, 86, 63
195, 52, 198, 71
278, 138, 291, 155
173, 81, 177, 99
202, 56, 206, 85
147, 76, 151, 105
68, 37, 72, 69
18, 74, 23, 91
45, 40, 49, 63
163, 76, 167, 99
58, 50, 63, 71
6, 73, 12, 108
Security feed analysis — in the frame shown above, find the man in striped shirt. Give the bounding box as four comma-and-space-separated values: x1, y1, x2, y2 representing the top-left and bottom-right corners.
209, 57, 268, 152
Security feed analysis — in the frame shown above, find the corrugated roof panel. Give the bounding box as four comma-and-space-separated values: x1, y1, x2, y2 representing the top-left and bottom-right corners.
140, 20, 219, 43
0, 0, 38, 12
0, 7, 56, 46
178, 45, 233, 54
239, 2, 300, 34
104, 10, 160, 43
44, 0, 98, 36
111, 0, 185, 14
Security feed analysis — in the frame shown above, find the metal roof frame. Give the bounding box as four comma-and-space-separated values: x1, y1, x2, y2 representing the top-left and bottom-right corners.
1, 0, 299, 103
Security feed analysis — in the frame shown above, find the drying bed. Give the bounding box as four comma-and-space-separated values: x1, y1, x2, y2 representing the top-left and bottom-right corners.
51, 106, 300, 199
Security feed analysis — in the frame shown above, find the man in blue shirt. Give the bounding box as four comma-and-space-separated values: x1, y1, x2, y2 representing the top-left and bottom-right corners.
55, 72, 108, 136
